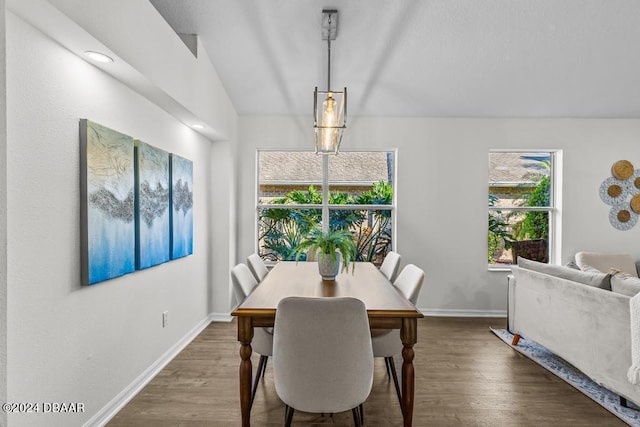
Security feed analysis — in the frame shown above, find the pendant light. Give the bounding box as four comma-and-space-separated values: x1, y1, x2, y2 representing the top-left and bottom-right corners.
314, 9, 347, 155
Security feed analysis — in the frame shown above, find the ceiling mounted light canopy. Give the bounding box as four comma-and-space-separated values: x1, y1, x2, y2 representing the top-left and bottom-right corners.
314, 9, 347, 155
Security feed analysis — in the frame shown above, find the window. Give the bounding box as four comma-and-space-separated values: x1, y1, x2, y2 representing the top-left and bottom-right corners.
488, 151, 557, 267
257, 150, 396, 264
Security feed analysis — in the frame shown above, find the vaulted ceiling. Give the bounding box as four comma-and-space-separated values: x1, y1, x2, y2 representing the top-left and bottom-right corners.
149, 0, 640, 118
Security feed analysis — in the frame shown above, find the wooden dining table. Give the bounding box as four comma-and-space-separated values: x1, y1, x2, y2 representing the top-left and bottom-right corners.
231, 261, 424, 426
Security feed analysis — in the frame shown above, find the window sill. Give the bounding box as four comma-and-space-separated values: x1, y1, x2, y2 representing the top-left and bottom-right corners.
488, 265, 515, 272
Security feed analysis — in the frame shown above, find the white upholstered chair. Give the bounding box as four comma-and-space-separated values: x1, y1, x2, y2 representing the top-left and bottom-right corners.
371, 263, 424, 406
273, 297, 374, 426
231, 263, 258, 306
306, 247, 319, 262
230, 263, 273, 406
379, 251, 401, 282
247, 253, 269, 282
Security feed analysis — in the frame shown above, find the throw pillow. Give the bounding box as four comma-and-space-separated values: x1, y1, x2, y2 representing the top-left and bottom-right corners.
610, 273, 640, 297
609, 268, 631, 277
564, 260, 580, 270
518, 257, 612, 291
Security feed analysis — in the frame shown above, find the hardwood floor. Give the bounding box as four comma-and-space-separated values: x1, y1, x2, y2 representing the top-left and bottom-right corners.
108, 317, 626, 426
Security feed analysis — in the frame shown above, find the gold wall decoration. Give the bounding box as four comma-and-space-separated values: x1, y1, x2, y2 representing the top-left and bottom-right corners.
599, 160, 640, 230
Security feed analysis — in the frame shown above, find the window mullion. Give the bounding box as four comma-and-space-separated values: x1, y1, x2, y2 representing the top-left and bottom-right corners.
322, 154, 329, 232
488, 206, 553, 212
328, 204, 393, 211
258, 203, 322, 209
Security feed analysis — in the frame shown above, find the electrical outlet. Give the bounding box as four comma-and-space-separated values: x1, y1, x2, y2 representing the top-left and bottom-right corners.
162, 311, 168, 328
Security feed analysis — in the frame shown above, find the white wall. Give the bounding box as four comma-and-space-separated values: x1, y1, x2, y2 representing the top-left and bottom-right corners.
209, 139, 236, 313
0, 2, 7, 426
5, 11, 231, 426
238, 116, 640, 315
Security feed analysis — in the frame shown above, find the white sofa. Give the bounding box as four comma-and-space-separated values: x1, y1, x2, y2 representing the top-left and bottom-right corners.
508, 253, 640, 407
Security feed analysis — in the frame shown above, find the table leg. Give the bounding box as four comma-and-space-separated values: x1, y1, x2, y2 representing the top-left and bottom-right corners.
400, 317, 417, 426
238, 317, 254, 427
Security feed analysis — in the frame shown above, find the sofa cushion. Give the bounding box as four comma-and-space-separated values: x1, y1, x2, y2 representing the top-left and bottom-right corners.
575, 252, 638, 277
517, 257, 612, 290
610, 272, 640, 297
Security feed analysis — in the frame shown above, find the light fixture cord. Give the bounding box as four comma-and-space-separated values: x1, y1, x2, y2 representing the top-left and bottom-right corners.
327, 13, 332, 91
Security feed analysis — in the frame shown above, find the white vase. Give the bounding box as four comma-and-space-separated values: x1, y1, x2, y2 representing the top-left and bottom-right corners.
318, 252, 342, 281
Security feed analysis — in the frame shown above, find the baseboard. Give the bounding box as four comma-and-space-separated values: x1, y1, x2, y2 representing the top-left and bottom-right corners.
209, 312, 233, 322
421, 308, 507, 318
84, 314, 214, 427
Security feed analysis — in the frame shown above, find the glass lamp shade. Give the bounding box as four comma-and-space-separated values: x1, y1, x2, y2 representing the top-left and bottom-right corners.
314, 87, 347, 154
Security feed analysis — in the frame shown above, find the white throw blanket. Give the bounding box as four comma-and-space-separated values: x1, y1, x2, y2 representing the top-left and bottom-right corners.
628, 292, 640, 384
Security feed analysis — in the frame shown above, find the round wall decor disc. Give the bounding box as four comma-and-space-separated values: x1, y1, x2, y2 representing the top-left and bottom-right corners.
612, 160, 634, 180
609, 205, 638, 230
631, 194, 640, 213
599, 176, 629, 205
608, 184, 623, 197
618, 209, 632, 222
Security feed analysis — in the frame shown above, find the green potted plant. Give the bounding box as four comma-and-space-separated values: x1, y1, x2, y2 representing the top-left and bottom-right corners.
292, 227, 356, 280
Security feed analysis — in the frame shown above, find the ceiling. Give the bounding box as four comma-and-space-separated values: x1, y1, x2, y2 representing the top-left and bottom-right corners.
149, 0, 640, 118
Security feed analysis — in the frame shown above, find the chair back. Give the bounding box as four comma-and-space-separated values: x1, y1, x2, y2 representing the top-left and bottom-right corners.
393, 264, 424, 305
231, 263, 258, 305
247, 253, 269, 282
273, 297, 373, 414
306, 247, 319, 262
379, 251, 401, 282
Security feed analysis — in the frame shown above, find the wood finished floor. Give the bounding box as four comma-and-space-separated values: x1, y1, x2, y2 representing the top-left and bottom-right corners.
108, 317, 627, 426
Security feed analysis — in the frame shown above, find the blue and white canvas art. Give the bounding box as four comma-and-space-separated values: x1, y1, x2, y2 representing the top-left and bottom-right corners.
170, 154, 193, 259
80, 119, 135, 285
136, 141, 170, 269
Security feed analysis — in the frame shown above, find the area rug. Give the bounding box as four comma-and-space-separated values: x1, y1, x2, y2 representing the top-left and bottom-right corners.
491, 328, 640, 426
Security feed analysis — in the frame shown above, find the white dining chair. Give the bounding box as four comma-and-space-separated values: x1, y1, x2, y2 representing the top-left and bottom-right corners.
371, 263, 424, 407
306, 247, 319, 262
379, 251, 401, 282
247, 253, 269, 282
273, 296, 374, 426
230, 263, 273, 407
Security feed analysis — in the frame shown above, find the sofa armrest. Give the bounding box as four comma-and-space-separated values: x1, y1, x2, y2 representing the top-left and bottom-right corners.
629, 292, 640, 384
507, 273, 515, 333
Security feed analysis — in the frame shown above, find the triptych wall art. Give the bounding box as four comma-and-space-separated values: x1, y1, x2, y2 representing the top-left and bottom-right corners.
80, 119, 193, 286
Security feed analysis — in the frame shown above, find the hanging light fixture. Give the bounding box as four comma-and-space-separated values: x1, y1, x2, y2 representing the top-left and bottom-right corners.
314, 9, 347, 155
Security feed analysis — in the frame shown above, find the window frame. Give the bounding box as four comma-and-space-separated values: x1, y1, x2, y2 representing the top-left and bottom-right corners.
487, 149, 560, 271
255, 149, 397, 265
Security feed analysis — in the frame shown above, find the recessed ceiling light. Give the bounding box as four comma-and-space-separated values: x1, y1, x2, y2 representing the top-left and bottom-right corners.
192, 124, 205, 129
84, 51, 114, 63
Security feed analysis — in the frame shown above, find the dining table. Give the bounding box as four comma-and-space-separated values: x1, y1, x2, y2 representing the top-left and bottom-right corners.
231, 261, 424, 426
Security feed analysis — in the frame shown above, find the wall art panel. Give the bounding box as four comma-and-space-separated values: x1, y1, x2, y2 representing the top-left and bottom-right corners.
170, 154, 194, 259
136, 140, 170, 269
80, 119, 135, 285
